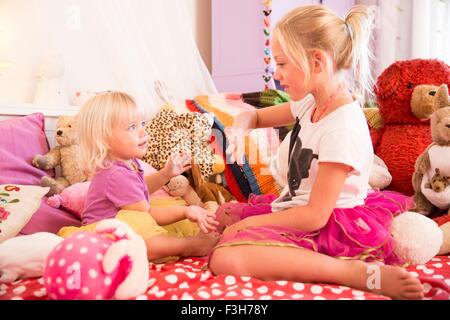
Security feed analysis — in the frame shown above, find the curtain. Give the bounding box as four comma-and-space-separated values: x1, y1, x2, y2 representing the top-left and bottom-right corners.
29, 0, 217, 115
357, 0, 450, 77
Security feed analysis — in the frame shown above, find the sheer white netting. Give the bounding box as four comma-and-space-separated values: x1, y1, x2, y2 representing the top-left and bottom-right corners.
29, 0, 217, 115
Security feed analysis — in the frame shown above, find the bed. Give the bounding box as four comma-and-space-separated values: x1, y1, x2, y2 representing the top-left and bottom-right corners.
0, 94, 449, 300
1, 256, 449, 300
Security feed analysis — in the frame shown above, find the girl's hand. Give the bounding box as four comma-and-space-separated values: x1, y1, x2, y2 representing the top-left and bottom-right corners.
184, 206, 219, 233
225, 111, 255, 166
164, 152, 192, 178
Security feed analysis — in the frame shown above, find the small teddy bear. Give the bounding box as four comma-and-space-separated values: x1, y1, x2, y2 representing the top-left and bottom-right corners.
163, 174, 203, 207
425, 168, 450, 193
412, 84, 450, 215
32, 115, 87, 196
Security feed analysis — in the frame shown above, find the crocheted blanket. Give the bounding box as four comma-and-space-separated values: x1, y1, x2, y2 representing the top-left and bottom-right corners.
186, 94, 281, 201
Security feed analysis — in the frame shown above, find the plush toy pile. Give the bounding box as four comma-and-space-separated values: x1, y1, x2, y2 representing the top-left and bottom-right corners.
372, 59, 450, 196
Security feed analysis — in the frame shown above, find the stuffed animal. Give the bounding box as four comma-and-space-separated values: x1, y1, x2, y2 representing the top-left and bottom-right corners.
425, 168, 450, 193
163, 175, 203, 207
164, 163, 235, 213
391, 211, 443, 265
0, 232, 63, 283
32, 115, 87, 196
209, 154, 226, 185
372, 59, 450, 195
186, 163, 235, 206
164, 162, 235, 213
142, 109, 215, 180
412, 84, 450, 216
47, 181, 91, 218
44, 219, 149, 300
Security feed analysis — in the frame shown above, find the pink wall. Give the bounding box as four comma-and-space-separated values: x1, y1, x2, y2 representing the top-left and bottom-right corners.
212, 0, 356, 93
212, 0, 265, 93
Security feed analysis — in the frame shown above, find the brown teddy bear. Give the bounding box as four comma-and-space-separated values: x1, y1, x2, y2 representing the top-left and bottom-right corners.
412, 84, 450, 216
32, 115, 87, 196
164, 164, 235, 213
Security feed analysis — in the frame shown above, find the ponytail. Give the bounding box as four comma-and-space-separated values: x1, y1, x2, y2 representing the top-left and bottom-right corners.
342, 5, 376, 100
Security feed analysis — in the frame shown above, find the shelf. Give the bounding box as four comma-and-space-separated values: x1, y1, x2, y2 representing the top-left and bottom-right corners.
0, 103, 80, 117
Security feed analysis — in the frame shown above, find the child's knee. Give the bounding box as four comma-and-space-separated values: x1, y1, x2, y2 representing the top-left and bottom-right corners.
209, 247, 242, 275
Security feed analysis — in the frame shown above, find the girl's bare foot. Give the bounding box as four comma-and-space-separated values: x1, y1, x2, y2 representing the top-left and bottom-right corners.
351, 260, 424, 300
376, 265, 424, 300
183, 232, 220, 257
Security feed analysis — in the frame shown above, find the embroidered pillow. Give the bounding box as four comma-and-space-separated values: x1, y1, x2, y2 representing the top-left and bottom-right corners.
0, 184, 49, 243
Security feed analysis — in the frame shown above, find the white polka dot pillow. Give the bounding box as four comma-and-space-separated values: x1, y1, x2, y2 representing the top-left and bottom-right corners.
0, 184, 49, 243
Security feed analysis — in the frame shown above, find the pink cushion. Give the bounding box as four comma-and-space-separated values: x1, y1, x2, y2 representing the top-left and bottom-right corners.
0, 113, 53, 185
19, 198, 81, 235
0, 113, 78, 235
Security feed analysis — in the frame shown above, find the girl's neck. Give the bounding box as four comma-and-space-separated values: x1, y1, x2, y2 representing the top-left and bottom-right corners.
110, 155, 134, 168
310, 81, 354, 122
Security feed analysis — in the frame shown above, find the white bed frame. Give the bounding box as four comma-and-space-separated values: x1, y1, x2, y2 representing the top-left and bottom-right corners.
0, 103, 80, 148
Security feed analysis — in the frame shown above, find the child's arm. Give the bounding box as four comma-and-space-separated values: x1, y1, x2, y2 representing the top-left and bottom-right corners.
229, 102, 294, 132
144, 168, 171, 194
227, 102, 294, 164
122, 201, 218, 233
144, 153, 192, 194
223, 162, 350, 234
150, 206, 218, 233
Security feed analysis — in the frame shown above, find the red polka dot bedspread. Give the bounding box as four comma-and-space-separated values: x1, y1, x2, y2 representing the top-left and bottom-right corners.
1, 256, 449, 300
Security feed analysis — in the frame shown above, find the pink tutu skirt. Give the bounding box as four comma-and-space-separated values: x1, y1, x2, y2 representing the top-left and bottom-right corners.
214, 191, 414, 265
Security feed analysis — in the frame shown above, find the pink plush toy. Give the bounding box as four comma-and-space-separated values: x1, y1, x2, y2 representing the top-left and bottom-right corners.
44, 219, 149, 300
47, 182, 90, 218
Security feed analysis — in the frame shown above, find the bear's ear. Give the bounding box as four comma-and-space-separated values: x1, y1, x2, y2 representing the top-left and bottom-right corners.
374, 62, 402, 99
435, 84, 450, 110
56, 116, 69, 126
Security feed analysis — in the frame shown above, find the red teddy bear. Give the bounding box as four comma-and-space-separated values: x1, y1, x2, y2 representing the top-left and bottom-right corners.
372, 59, 450, 196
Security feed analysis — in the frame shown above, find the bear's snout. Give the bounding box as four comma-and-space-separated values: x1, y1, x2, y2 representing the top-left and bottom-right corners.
56, 130, 63, 136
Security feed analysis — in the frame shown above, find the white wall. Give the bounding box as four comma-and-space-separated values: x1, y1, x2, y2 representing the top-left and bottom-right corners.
186, 0, 212, 73
0, 0, 212, 105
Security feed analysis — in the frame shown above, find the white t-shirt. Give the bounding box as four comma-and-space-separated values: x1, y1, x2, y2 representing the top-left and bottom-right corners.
270, 94, 374, 211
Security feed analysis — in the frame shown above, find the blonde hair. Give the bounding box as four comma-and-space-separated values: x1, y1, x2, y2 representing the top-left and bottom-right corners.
78, 91, 142, 175
273, 4, 375, 100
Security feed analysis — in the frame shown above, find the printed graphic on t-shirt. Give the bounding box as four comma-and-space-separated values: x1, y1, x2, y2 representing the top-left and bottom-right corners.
281, 135, 318, 202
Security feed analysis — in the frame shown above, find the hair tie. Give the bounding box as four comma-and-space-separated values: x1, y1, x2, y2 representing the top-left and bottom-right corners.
345, 22, 354, 42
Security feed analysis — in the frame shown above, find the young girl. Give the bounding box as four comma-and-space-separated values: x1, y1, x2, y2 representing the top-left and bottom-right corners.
210, 5, 424, 299
59, 91, 219, 262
